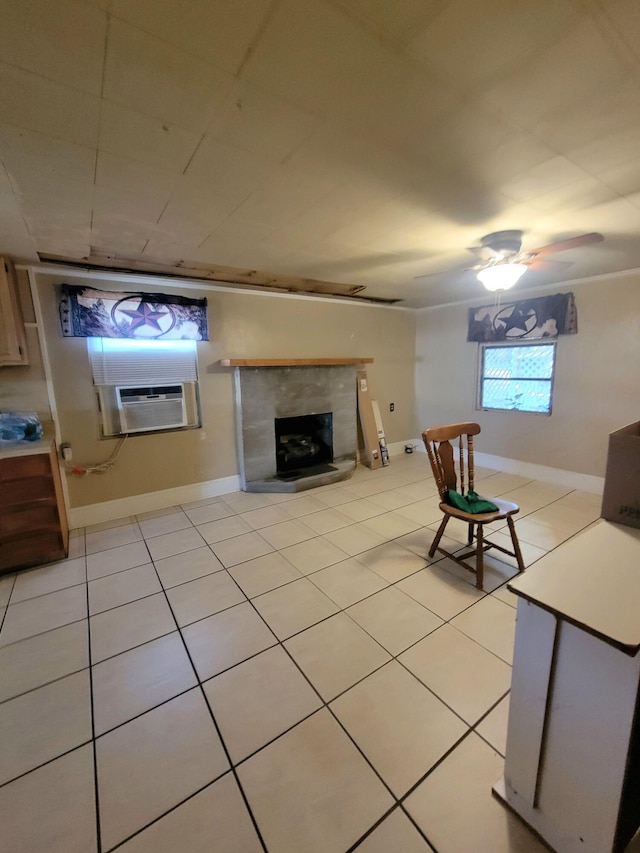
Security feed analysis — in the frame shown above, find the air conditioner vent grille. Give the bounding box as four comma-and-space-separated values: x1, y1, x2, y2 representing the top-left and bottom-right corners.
117, 385, 187, 433
120, 398, 186, 432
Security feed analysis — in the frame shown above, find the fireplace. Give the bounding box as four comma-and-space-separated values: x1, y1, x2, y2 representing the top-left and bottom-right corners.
275, 412, 334, 478
225, 361, 365, 492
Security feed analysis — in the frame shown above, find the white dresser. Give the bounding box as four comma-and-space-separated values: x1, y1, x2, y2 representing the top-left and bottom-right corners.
494, 519, 640, 853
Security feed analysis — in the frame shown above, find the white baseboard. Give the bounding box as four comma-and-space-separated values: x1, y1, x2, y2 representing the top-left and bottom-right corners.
396, 438, 604, 495
69, 474, 241, 529
69, 445, 605, 528
473, 451, 604, 495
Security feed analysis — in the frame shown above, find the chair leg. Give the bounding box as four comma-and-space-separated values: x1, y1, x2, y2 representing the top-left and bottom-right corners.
476, 524, 484, 590
507, 515, 526, 574
467, 522, 474, 546
429, 515, 450, 557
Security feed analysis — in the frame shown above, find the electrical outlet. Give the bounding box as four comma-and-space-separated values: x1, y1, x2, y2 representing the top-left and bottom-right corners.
389, 403, 395, 412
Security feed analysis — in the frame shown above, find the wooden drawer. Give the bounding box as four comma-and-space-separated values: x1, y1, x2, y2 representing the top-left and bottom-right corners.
0, 453, 51, 480
0, 444, 69, 573
1, 503, 60, 537
0, 531, 65, 573
0, 476, 54, 508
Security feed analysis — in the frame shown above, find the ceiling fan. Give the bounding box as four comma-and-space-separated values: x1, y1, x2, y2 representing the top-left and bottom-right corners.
416, 230, 604, 292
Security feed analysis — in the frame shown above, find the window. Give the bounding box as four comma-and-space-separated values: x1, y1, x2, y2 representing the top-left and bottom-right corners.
478, 342, 556, 415
87, 338, 201, 436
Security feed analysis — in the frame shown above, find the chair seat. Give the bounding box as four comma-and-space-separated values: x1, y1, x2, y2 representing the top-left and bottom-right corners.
437, 496, 520, 524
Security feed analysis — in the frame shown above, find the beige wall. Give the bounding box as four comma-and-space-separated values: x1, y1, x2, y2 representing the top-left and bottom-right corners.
35, 272, 416, 508
414, 273, 640, 478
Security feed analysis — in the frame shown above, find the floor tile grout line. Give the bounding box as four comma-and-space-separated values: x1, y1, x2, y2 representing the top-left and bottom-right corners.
81, 534, 105, 853
396, 726, 478, 807
147, 555, 270, 853
0, 738, 95, 791
0, 661, 91, 707
399, 802, 443, 853
344, 798, 444, 853
92, 678, 202, 740
470, 689, 512, 759
0, 577, 17, 633
9, 575, 105, 607
342, 802, 400, 853
0, 615, 89, 651
101, 771, 238, 853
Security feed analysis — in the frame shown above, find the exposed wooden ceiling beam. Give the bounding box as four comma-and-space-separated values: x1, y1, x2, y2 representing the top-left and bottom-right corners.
38, 253, 402, 304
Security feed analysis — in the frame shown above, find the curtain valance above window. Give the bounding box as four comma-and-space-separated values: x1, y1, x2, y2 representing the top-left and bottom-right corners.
467, 292, 576, 343
59, 284, 208, 340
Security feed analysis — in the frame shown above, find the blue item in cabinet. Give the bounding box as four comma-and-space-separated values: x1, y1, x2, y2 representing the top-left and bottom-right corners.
0, 412, 43, 443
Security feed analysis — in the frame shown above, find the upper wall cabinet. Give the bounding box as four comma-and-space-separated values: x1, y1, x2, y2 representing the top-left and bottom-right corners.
0, 257, 28, 366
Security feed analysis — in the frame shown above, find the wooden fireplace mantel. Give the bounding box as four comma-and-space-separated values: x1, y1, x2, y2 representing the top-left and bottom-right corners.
219, 358, 373, 367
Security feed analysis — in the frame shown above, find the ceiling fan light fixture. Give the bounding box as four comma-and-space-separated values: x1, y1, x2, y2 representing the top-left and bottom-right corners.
477, 262, 527, 292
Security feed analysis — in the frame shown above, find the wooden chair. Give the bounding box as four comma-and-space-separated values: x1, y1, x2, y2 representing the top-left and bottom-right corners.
422, 422, 525, 590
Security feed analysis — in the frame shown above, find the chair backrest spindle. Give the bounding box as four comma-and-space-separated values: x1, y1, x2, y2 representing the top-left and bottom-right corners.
468, 435, 475, 492
422, 422, 481, 502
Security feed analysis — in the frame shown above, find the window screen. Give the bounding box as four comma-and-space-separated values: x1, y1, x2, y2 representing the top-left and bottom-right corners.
478, 342, 556, 415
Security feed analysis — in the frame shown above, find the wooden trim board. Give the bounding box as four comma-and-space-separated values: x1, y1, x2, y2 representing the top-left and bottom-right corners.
220, 358, 373, 367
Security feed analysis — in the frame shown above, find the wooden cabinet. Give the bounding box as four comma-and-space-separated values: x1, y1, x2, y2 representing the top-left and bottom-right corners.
0, 443, 69, 573
494, 521, 640, 853
0, 256, 28, 366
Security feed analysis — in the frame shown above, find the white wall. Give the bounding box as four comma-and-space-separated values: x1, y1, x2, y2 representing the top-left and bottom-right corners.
414, 272, 640, 478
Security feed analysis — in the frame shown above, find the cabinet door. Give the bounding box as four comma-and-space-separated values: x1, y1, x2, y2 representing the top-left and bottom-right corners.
0, 256, 28, 366
0, 446, 69, 573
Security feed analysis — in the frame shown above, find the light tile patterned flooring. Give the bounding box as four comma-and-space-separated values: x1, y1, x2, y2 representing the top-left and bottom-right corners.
0, 453, 608, 852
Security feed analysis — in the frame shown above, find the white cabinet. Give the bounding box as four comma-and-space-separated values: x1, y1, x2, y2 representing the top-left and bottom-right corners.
494, 520, 640, 853
0, 256, 28, 366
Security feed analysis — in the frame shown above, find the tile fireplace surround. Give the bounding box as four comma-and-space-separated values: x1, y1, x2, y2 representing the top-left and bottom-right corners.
226, 360, 372, 493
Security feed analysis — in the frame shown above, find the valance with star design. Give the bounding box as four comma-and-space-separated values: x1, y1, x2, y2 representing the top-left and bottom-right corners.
467, 292, 576, 343
59, 284, 208, 340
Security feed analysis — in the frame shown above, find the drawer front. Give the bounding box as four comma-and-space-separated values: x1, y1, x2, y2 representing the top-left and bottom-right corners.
1, 503, 60, 536
0, 476, 54, 507
0, 531, 65, 573
0, 453, 51, 480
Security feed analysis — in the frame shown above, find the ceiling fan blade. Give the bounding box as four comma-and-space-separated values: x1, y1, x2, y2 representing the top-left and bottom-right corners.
467, 245, 501, 260
413, 269, 455, 280
527, 232, 604, 257
522, 258, 573, 272
413, 265, 471, 280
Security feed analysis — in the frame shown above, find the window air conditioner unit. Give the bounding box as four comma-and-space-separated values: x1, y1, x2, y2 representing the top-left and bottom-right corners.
116, 384, 188, 433
95, 382, 200, 436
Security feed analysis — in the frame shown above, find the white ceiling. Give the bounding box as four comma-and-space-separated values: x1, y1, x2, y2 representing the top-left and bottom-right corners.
2, 0, 640, 307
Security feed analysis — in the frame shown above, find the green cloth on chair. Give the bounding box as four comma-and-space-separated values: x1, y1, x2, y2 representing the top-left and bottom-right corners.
446, 489, 499, 514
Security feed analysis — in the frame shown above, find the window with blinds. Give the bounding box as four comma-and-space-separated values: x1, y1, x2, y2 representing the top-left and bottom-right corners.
88, 338, 201, 436
88, 338, 198, 385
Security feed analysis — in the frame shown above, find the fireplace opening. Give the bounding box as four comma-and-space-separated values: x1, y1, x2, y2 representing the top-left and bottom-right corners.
275, 412, 335, 479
